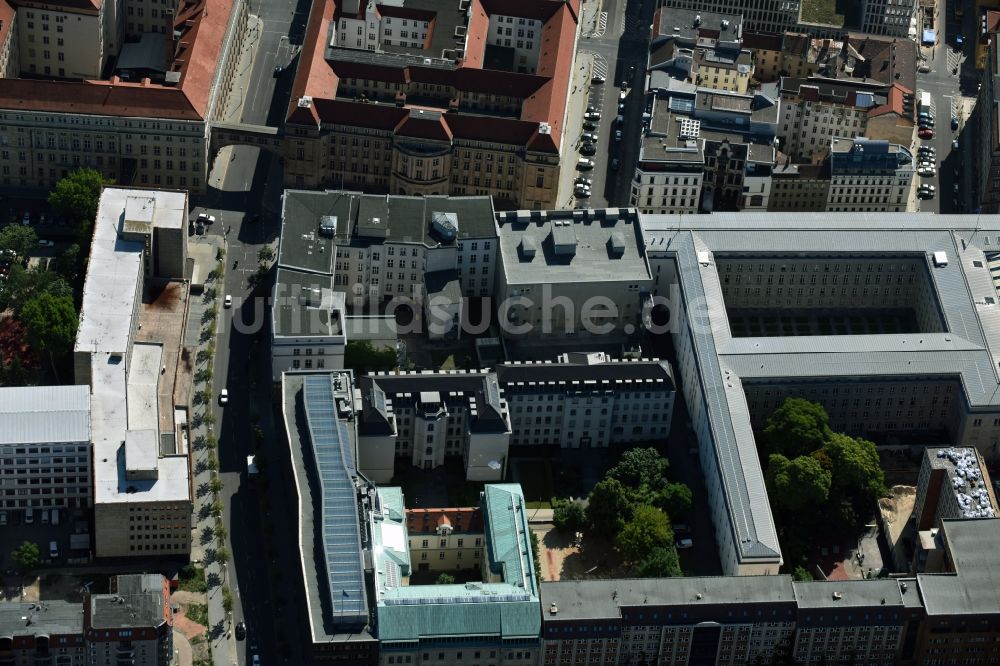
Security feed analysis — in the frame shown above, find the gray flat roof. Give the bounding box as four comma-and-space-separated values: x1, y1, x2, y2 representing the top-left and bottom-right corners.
919, 518, 1000, 616
0, 600, 84, 637
273, 268, 345, 339
497, 212, 651, 285
541, 576, 796, 621
281, 190, 497, 268
793, 579, 904, 610
91, 574, 167, 629
0, 385, 90, 446
639, 211, 1000, 568
496, 358, 674, 390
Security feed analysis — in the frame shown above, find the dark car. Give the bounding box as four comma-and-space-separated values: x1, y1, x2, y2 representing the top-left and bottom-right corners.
582, 120, 597, 131
951, 116, 959, 130
580, 143, 597, 156
273, 65, 284, 77
611, 158, 620, 170
235, 622, 246, 640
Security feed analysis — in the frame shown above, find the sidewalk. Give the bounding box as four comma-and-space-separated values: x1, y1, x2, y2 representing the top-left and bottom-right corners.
556, 53, 595, 208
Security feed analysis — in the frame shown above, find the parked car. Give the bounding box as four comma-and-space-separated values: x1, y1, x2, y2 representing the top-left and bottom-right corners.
224, 294, 233, 308
580, 132, 598, 143
582, 120, 597, 131
953, 139, 960, 150
577, 158, 594, 170
574, 177, 592, 186
574, 188, 591, 198
676, 538, 694, 549
580, 143, 597, 156
49, 541, 59, 559
918, 63, 931, 73
219, 388, 229, 405
0, 510, 7, 526
951, 116, 959, 130
591, 74, 605, 84
584, 111, 601, 121
235, 622, 246, 640
273, 65, 284, 77
37, 240, 55, 248
918, 128, 934, 139
197, 213, 216, 225
21, 212, 30, 226
610, 158, 620, 170
614, 129, 623, 142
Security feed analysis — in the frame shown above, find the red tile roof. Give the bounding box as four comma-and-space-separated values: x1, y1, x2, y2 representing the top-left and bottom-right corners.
17, 0, 102, 12
0, 0, 15, 52
395, 111, 453, 141
0, 0, 234, 120
406, 507, 484, 534
868, 82, 912, 119
288, 0, 575, 151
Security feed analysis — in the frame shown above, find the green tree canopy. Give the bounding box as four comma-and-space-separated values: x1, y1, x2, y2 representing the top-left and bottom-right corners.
765, 454, 832, 514
11, 541, 40, 571
48, 168, 113, 225
0, 224, 37, 260
607, 447, 669, 490
20, 292, 78, 376
761, 397, 833, 459
552, 498, 587, 534
616, 505, 673, 563
55, 243, 82, 287
823, 433, 886, 506
435, 573, 455, 585
654, 481, 693, 519
635, 546, 682, 578
344, 340, 397, 376
792, 566, 814, 581
586, 477, 635, 536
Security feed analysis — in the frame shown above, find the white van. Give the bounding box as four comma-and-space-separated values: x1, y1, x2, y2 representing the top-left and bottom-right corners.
24, 508, 34, 524
49, 541, 59, 559
50, 509, 60, 526
41, 509, 49, 525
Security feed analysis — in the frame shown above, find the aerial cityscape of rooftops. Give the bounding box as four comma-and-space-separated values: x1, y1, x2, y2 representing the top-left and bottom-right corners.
6, 0, 1000, 661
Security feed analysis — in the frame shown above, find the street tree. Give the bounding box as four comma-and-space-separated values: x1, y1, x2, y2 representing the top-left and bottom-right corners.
552, 498, 587, 534
760, 397, 833, 459
792, 566, 813, 581
222, 587, 234, 614
20, 292, 78, 378
0, 224, 37, 260
214, 523, 228, 542
607, 447, 668, 490
586, 477, 634, 536
54, 243, 82, 286
435, 573, 455, 585
257, 245, 276, 264
11, 541, 40, 571
635, 546, 682, 578
210, 500, 224, 519
765, 454, 831, 515
210, 476, 224, 495
616, 505, 673, 563
48, 168, 113, 229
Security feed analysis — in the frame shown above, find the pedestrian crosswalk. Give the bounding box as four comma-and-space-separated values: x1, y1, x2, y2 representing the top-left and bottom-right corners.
591, 55, 609, 80
595, 11, 608, 37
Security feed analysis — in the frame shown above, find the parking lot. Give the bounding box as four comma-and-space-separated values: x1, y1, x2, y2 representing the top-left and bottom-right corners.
0, 507, 90, 570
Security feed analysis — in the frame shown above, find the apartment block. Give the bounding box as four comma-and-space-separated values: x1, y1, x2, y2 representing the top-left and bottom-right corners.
767, 161, 830, 210
973, 30, 1000, 213
779, 77, 916, 161
0, 2, 18, 78
632, 88, 778, 213
284, 0, 578, 210
495, 209, 652, 338
357, 370, 512, 482
827, 137, 914, 212
648, 9, 753, 93
659, 0, 799, 35
0, 0, 248, 194
0, 574, 173, 666
75, 188, 191, 559
405, 507, 485, 573
0, 385, 91, 515
86, 574, 174, 666
497, 353, 675, 448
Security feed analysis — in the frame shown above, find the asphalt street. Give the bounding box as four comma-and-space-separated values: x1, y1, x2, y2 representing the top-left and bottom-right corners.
915, 0, 976, 213
191, 0, 314, 662
575, 0, 657, 207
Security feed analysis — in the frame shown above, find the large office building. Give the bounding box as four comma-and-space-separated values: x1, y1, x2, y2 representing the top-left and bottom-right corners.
826, 137, 914, 212
281, 370, 539, 664
355, 354, 675, 481
283, 0, 579, 210
973, 29, 1000, 214
0, 0, 248, 194
75, 187, 191, 558
0, 385, 91, 515
914, 447, 997, 531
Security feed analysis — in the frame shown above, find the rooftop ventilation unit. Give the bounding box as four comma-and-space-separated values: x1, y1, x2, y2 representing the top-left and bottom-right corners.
609, 232, 626, 256
299, 287, 323, 307
430, 211, 459, 242
319, 215, 337, 237
538, 122, 551, 134
933, 251, 948, 267
520, 236, 537, 259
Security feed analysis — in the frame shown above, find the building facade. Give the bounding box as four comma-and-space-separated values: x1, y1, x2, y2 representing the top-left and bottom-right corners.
0, 385, 91, 515
914, 447, 997, 531
283, 0, 578, 210
405, 508, 485, 573
827, 137, 914, 212
973, 31, 1000, 214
